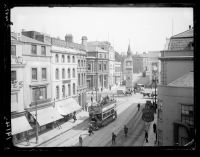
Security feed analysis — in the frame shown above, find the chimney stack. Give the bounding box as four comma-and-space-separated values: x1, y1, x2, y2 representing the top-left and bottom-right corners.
81, 36, 87, 46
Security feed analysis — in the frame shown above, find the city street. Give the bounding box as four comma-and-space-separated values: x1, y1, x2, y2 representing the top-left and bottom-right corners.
39, 92, 152, 147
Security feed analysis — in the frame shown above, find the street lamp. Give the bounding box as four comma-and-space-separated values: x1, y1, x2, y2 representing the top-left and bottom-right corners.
35, 89, 43, 144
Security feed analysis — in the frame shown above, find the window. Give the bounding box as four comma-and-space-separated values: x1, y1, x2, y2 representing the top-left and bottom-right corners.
31, 45, 37, 55
157, 129, 163, 146
78, 74, 80, 86
11, 45, 16, 56
73, 68, 75, 78
62, 85, 65, 98
99, 63, 102, 70
42, 68, 47, 80
68, 84, 71, 96
84, 60, 86, 67
56, 69, 59, 80
87, 63, 91, 71
41, 46, 46, 56
100, 54, 102, 58
73, 83, 76, 95
32, 68, 37, 80
62, 55, 65, 63
32, 86, 47, 102
67, 55, 70, 63
55, 54, 59, 63
62, 68, 65, 79
78, 60, 80, 67
73, 56, 75, 63
181, 104, 194, 126
81, 60, 83, 67
82, 74, 84, 86
84, 73, 86, 85
56, 86, 59, 99
68, 68, 71, 79
11, 71, 16, 83
104, 64, 107, 70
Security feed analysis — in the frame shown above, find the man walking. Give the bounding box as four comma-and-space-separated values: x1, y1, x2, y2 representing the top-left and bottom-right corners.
112, 132, 117, 145
137, 103, 140, 111
79, 135, 83, 146
124, 125, 128, 137
145, 130, 148, 143
153, 123, 157, 134
88, 124, 94, 136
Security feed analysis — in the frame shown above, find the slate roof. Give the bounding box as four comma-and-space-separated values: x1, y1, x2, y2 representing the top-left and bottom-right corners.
168, 28, 193, 51
168, 72, 193, 87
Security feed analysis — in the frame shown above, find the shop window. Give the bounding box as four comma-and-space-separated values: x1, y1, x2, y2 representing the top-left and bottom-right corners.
11, 45, 16, 56
181, 104, 194, 126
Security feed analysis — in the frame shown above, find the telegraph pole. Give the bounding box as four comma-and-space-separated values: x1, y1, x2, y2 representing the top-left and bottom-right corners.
96, 51, 98, 102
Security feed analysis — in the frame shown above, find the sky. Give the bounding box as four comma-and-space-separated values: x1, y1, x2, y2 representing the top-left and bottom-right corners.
11, 7, 193, 54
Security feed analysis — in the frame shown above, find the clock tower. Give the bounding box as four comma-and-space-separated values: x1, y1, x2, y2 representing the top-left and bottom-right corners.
124, 43, 133, 90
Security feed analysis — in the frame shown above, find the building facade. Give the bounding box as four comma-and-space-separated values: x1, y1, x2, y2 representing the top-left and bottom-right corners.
114, 61, 122, 85
157, 27, 194, 146
86, 45, 109, 92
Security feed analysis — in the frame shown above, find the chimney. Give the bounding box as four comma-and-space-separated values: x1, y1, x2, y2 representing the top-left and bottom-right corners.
65, 34, 73, 43
189, 25, 191, 30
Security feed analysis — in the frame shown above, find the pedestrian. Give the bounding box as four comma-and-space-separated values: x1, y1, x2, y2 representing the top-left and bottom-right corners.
91, 96, 93, 103
145, 130, 148, 143
73, 112, 77, 122
88, 124, 94, 136
124, 125, 128, 137
112, 132, 117, 145
153, 123, 157, 134
137, 103, 140, 111
79, 135, 83, 146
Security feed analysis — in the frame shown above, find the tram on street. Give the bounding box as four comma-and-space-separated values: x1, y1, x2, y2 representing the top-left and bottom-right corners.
88, 96, 117, 130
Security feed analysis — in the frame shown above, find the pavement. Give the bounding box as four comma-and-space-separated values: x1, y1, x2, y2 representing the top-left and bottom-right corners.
15, 110, 89, 147
143, 111, 157, 146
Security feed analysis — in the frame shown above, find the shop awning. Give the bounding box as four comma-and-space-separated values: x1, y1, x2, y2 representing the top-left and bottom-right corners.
55, 98, 81, 116
11, 116, 32, 135
30, 106, 63, 126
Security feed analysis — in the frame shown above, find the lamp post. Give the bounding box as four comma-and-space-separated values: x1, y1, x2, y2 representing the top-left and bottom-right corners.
152, 66, 158, 109
35, 89, 43, 144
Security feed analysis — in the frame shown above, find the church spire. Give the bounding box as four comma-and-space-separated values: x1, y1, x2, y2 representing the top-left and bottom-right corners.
127, 40, 132, 57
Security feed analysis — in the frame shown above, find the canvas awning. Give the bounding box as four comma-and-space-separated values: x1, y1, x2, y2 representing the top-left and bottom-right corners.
11, 116, 32, 135
30, 106, 63, 126
55, 98, 81, 116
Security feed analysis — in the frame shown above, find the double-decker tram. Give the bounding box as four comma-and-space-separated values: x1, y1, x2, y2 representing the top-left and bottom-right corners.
88, 96, 117, 130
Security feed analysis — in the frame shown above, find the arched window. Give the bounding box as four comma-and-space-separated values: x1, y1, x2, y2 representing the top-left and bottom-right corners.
73, 56, 75, 63
68, 84, 71, 96
62, 85, 65, 98
73, 68, 75, 78
67, 55, 70, 63
55, 54, 59, 63
62, 55, 65, 63
82, 73, 84, 86
84, 73, 86, 85
78, 60, 80, 67
62, 68, 65, 79
73, 83, 76, 95
81, 60, 83, 67
56, 86, 59, 99
68, 68, 71, 79
78, 74, 80, 86
56, 68, 59, 80
84, 60, 86, 67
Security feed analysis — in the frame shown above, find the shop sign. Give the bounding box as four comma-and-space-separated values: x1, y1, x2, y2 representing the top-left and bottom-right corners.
142, 108, 154, 122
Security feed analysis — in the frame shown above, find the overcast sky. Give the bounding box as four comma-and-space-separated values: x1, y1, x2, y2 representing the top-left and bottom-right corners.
11, 7, 193, 54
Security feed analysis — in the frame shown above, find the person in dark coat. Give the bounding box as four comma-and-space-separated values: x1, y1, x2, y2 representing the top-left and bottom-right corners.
112, 132, 117, 145
137, 103, 140, 111
124, 125, 128, 137
88, 124, 94, 136
153, 123, 157, 134
145, 130, 148, 143
73, 112, 77, 122
79, 135, 83, 146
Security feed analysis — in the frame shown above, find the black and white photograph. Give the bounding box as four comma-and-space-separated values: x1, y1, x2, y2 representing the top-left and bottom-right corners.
6, 5, 195, 148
